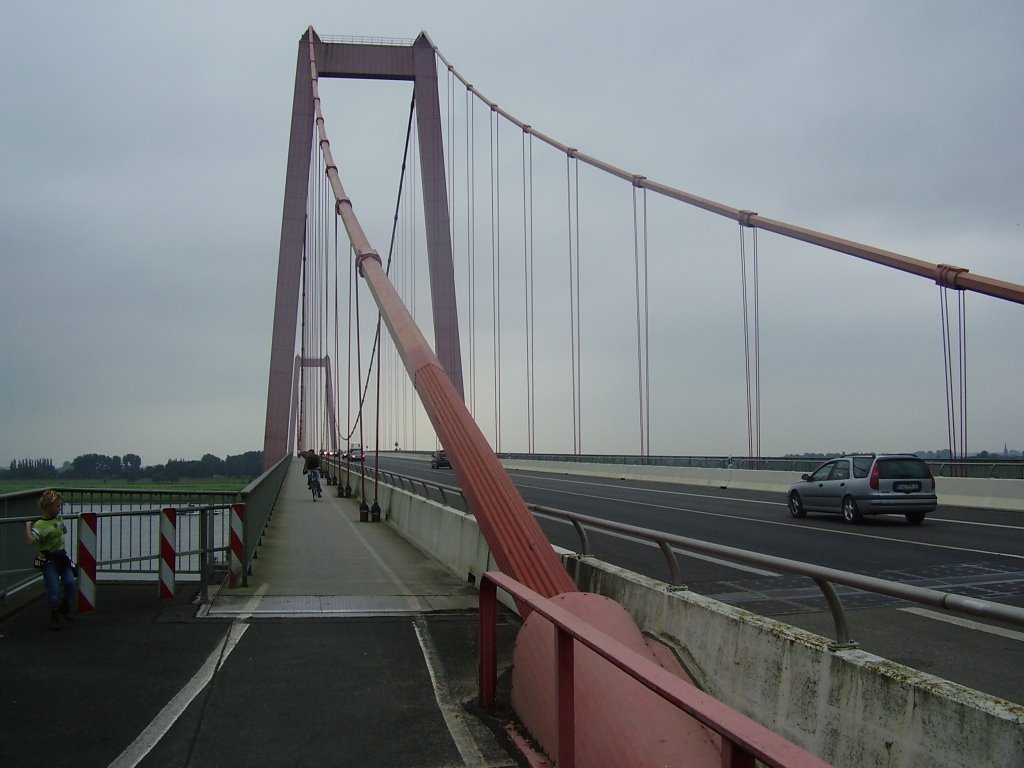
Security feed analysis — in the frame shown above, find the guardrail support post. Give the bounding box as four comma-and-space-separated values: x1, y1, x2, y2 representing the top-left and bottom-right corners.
721, 741, 756, 768
159, 507, 176, 599
557, 627, 576, 768
479, 576, 497, 709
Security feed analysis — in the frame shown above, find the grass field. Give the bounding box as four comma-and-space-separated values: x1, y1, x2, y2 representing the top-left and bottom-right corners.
0, 477, 251, 496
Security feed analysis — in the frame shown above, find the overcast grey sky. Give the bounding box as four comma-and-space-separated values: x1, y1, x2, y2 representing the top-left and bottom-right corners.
2, 1, 1022, 467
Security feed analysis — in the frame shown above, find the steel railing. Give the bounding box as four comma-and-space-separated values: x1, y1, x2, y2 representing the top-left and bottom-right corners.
480, 571, 833, 768
367, 468, 1024, 648
1, 488, 238, 601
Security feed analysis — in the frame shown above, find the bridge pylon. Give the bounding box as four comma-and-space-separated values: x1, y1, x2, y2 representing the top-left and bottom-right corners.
262, 29, 463, 469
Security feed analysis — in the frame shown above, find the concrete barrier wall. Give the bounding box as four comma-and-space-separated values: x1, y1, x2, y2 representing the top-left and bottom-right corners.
569, 557, 1023, 768
371, 470, 1024, 767
501, 459, 1024, 512
359, 476, 524, 614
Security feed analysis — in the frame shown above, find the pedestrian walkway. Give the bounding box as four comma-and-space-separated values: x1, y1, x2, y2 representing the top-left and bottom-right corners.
1, 459, 526, 768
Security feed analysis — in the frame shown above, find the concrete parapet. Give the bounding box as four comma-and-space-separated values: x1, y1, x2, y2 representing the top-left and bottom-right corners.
569, 557, 1024, 768
934, 476, 1024, 511
364, 476, 523, 613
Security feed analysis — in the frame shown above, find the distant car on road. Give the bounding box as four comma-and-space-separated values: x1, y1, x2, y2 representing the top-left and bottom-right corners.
430, 450, 450, 469
345, 447, 365, 462
787, 454, 937, 524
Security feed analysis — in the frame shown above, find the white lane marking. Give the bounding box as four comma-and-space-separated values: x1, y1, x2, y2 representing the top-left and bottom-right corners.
326, 494, 424, 610
923, 518, 1024, 530
413, 618, 490, 768
516, 481, 1024, 562
108, 585, 267, 768
899, 607, 1024, 642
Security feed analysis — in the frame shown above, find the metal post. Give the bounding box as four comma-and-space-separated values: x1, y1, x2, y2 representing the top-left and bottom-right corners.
479, 576, 497, 709
557, 627, 576, 768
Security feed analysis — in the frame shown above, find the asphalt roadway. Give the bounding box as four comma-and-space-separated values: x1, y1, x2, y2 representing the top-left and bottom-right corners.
1, 464, 526, 768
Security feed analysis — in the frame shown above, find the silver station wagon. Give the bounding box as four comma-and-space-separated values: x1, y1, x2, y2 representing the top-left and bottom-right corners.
787, 454, 937, 524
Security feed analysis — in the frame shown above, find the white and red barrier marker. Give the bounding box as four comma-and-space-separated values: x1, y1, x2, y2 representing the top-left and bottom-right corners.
77, 511, 98, 613
230, 503, 245, 587
159, 507, 176, 599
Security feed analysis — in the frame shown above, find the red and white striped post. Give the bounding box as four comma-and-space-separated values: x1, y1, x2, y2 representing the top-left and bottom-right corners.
229, 503, 245, 587
159, 507, 176, 600
77, 511, 98, 613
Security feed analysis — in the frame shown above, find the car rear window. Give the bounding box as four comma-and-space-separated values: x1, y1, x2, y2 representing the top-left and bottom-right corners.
876, 458, 930, 479
852, 457, 873, 478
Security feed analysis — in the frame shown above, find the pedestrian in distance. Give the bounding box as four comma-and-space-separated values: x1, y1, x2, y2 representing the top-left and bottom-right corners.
25, 489, 77, 631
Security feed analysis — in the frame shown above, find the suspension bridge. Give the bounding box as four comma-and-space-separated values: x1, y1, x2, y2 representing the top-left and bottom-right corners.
254, 27, 1024, 767
5, 26, 1024, 768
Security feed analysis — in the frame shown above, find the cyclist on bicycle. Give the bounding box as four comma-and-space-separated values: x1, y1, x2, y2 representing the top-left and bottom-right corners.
301, 450, 323, 499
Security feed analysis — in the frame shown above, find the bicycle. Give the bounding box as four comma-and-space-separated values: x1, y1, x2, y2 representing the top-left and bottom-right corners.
307, 468, 323, 500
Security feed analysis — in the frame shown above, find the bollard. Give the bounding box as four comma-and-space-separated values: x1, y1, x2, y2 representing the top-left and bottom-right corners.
370, 500, 381, 522
359, 500, 369, 522
230, 503, 245, 587
159, 507, 176, 599
77, 511, 98, 613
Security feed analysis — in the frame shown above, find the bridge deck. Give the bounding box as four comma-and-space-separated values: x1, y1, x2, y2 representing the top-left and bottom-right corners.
1, 460, 524, 768
211, 458, 481, 616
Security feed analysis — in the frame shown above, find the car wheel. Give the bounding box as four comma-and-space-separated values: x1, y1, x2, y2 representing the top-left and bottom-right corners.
905, 511, 926, 525
842, 497, 863, 524
788, 492, 806, 518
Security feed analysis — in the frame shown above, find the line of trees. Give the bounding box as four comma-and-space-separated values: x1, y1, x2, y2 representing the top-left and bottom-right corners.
4, 451, 263, 482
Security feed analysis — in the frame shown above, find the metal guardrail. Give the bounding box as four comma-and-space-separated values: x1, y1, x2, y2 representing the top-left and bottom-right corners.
1, 488, 238, 601
480, 571, 833, 768
528, 504, 1024, 648
369, 468, 1024, 648
497, 453, 1024, 479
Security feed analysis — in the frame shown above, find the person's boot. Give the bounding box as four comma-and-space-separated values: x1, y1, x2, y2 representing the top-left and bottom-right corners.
59, 599, 73, 621
49, 610, 61, 631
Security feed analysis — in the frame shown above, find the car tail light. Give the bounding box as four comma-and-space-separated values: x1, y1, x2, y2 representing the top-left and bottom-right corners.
869, 463, 880, 490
